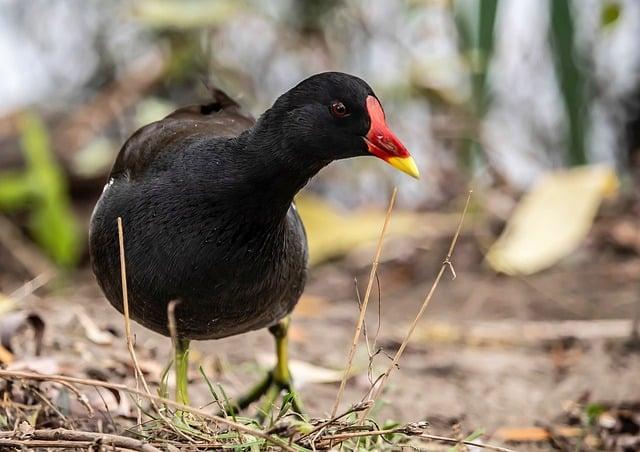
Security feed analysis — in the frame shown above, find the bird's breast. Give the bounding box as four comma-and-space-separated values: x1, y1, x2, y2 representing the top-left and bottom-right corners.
90, 184, 308, 340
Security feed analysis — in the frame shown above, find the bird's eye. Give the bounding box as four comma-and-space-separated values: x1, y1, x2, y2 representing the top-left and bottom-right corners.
330, 101, 348, 118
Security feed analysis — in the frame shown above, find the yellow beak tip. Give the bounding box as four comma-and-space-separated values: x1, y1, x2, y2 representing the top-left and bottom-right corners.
387, 156, 420, 179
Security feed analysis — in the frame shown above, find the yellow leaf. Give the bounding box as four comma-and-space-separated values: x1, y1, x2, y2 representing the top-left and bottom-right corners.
295, 195, 423, 266
486, 165, 619, 275
0, 294, 17, 316
131, 0, 244, 28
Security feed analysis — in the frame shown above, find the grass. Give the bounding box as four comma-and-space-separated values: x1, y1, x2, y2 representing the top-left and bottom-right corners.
0, 190, 516, 451
0, 369, 515, 451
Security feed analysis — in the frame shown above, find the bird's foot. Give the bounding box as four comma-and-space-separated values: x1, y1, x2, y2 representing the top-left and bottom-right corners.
223, 369, 303, 423
221, 317, 303, 423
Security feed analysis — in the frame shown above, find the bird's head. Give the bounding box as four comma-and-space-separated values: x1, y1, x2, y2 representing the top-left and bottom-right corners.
271, 72, 419, 179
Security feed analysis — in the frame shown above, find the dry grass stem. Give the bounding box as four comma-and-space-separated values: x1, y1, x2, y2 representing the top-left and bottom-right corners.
0, 428, 162, 452
0, 369, 296, 452
299, 400, 373, 442
167, 299, 180, 347
317, 425, 514, 452
118, 217, 152, 426
417, 433, 515, 452
331, 187, 398, 417
361, 190, 472, 420
117, 218, 202, 444
302, 422, 514, 452
9, 272, 54, 300
167, 299, 180, 399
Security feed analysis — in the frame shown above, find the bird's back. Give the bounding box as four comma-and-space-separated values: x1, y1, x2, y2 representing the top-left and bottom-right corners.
89, 90, 308, 340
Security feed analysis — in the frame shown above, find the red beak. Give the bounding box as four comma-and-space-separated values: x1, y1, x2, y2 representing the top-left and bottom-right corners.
364, 96, 420, 178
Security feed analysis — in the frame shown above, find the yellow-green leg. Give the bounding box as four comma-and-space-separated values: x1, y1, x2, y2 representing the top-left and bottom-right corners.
174, 338, 190, 406
267, 317, 303, 414
227, 316, 303, 417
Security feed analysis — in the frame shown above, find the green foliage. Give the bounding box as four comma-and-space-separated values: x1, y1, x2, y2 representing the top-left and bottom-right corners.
446, 428, 485, 451
0, 113, 81, 267
601, 1, 622, 28
550, 0, 588, 166
0, 172, 33, 209
454, 0, 599, 169
585, 402, 606, 425
453, 0, 499, 168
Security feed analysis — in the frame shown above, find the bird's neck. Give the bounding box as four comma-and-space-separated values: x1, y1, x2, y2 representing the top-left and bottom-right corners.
233, 108, 327, 218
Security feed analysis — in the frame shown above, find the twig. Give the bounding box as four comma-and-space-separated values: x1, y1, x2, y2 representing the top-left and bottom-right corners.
298, 400, 373, 442
118, 217, 148, 427
311, 423, 513, 452
0, 439, 101, 449
53, 51, 165, 157
361, 191, 472, 421
314, 423, 513, 452
167, 300, 180, 349
418, 433, 515, 452
167, 299, 184, 406
331, 188, 397, 417
57, 380, 94, 416
117, 218, 200, 444
0, 370, 297, 452
9, 272, 54, 301
30, 387, 73, 429
0, 428, 161, 452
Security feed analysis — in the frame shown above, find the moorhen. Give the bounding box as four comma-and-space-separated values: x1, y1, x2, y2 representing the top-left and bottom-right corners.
89, 72, 418, 411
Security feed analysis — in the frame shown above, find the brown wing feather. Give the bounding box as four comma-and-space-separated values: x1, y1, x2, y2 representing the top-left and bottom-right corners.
111, 88, 255, 180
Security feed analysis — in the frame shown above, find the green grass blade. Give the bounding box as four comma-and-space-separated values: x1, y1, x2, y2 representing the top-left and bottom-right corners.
550, 0, 588, 166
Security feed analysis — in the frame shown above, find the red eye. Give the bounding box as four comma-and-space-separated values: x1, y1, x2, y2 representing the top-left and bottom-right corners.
330, 101, 348, 118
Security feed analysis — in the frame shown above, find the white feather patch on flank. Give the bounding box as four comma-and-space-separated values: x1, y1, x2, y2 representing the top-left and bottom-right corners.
102, 178, 115, 193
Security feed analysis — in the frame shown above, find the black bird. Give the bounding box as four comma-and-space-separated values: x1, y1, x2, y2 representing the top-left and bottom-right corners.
89, 72, 418, 410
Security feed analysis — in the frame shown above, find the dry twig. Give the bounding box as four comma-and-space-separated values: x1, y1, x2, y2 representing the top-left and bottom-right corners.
0, 428, 161, 452
298, 400, 373, 443
331, 188, 397, 417
117, 218, 212, 444
118, 217, 151, 427
0, 370, 296, 452
361, 191, 472, 420
310, 422, 514, 452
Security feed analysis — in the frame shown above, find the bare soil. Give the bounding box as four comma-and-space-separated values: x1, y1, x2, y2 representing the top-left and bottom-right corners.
3, 215, 639, 451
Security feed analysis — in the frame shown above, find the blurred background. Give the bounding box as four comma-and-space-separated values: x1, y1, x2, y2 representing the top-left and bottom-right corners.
1, 0, 639, 450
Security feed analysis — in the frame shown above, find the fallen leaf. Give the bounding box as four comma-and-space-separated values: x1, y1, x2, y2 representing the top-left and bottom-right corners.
0, 311, 45, 356
7, 357, 59, 374
257, 354, 344, 386
494, 426, 583, 442
75, 307, 113, 345
296, 195, 426, 265
0, 344, 13, 364
486, 165, 619, 274
132, 0, 244, 28
18, 420, 34, 436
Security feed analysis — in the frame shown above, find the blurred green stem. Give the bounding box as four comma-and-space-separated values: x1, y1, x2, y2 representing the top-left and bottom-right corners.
454, 0, 499, 169
550, 0, 588, 166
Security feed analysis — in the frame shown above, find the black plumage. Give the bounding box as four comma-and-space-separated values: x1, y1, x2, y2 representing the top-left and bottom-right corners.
89, 72, 416, 342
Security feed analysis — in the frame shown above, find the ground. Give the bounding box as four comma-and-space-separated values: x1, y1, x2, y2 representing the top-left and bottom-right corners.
2, 207, 639, 450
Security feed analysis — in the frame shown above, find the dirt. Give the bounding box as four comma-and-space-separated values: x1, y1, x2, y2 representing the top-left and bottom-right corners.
2, 216, 639, 451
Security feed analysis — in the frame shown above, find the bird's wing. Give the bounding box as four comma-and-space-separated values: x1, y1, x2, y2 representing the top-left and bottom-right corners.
110, 88, 255, 180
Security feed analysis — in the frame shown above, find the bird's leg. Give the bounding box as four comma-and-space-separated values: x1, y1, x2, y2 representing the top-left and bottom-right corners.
230, 372, 273, 413
225, 316, 303, 417
174, 338, 191, 406
270, 317, 291, 386
269, 317, 303, 414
